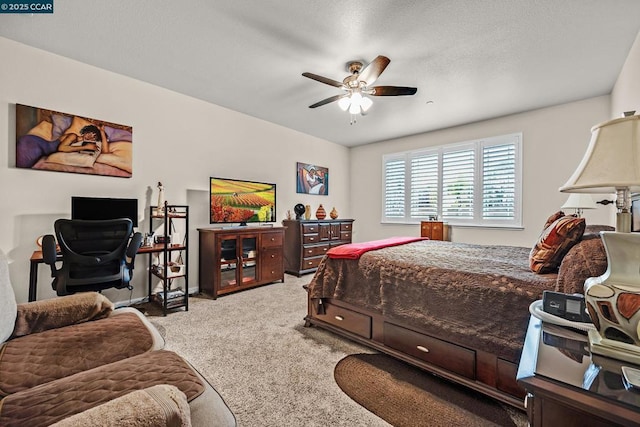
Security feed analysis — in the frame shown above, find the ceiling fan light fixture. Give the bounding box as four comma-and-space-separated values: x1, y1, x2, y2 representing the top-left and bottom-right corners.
338, 97, 351, 111
348, 92, 362, 114
360, 96, 373, 112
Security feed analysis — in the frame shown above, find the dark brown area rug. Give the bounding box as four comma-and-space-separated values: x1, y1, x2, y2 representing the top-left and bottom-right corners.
334, 353, 527, 427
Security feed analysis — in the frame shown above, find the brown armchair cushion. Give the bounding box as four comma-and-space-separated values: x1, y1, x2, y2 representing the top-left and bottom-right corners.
0, 312, 153, 396
50, 384, 192, 427
11, 292, 113, 339
0, 350, 203, 427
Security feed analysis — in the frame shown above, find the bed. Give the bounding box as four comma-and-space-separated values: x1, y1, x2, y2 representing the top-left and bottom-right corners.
305, 221, 612, 408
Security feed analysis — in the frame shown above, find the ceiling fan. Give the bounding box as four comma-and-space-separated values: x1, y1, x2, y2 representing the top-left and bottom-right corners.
302, 55, 417, 121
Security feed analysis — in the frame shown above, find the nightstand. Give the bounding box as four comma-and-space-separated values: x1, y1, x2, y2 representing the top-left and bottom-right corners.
517, 317, 640, 427
420, 221, 448, 240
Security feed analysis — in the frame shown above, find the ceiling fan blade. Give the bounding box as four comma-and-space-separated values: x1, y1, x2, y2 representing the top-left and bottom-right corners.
358, 55, 390, 85
302, 72, 345, 88
370, 86, 418, 96
309, 94, 348, 108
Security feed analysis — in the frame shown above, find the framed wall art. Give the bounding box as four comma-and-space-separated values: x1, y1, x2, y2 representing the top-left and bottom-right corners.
15, 104, 133, 178
296, 162, 328, 195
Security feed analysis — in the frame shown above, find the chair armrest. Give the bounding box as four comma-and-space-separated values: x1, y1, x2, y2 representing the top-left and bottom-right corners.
50, 384, 191, 427
126, 232, 143, 268
10, 292, 114, 338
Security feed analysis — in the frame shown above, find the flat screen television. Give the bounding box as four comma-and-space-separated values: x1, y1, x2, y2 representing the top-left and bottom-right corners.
209, 177, 276, 225
71, 196, 138, 227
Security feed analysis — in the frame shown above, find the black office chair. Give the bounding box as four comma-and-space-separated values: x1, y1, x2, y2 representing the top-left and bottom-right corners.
42, 218, 143, 296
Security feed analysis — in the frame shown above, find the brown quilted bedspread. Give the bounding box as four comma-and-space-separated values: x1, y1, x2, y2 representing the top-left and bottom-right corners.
0, 312, 153, 396
0, 350, 204, 427
309, 240, 557, 361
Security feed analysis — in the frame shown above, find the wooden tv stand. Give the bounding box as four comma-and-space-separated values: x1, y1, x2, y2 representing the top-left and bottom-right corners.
198, 226, 285, 298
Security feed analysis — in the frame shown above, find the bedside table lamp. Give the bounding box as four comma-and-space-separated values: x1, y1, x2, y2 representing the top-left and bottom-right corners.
560, 113, 640, 364
560, 193, 597, 217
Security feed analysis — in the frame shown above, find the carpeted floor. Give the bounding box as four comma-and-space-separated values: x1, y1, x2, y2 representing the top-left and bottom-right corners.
137, 275, 526, 426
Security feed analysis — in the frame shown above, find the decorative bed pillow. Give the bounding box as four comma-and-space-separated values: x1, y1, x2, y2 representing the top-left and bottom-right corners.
530, 215, 585, 274
555, 237, 608, 294
544, 210, 565, 228
582, 224, 615, 239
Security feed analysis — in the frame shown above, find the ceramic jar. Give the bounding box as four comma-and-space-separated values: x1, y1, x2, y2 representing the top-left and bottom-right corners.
316, 204, 326, 220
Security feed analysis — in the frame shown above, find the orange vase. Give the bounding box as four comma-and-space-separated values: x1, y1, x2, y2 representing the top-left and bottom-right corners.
330, 207, 338, 219
316, 204, 326, 220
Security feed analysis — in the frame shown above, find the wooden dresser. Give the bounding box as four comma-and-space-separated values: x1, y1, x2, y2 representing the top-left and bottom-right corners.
282, 219, 354, 276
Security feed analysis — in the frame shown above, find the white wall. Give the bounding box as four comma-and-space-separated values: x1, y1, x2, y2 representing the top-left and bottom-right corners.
350, 96, 614, 246
612, 30, 640, 117
0, 37, 350, 303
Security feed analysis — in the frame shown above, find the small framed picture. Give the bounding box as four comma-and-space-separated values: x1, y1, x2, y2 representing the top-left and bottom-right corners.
296, 162, 329, 195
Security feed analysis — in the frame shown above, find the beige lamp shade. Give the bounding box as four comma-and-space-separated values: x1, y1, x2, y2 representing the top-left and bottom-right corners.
561, 193, 597, 210
560, 115, 640, 193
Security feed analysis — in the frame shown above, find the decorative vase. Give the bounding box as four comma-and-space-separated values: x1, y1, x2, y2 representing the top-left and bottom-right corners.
584, 231, 640, 362
316, 204, 326, 220
304, 204, 311, 220
330, 207, 338, 219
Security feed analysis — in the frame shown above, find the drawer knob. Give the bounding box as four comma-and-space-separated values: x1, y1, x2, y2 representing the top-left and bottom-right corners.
334, 315, 344, 321
271, 237, 275, 241
271, 254, 275, 258
416, 345, 430, 353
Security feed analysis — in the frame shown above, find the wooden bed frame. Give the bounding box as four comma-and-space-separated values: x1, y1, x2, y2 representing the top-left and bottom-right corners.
305, 295, 526, 409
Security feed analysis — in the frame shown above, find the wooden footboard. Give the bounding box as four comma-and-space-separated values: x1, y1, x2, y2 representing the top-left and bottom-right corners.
305, 296, 526, 409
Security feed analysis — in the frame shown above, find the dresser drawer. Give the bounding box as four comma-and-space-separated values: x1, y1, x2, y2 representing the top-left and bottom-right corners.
303, 244, 329, 258
340, 231, 352, 241
303, 234, 320, 244
383, 323, 475, 379
302, 224, 319, 233
341, 222, 352, 231
261, 248, 283, 282
314, 302, 371, 339
262, 232, 283, 248
301, 256, 323, 270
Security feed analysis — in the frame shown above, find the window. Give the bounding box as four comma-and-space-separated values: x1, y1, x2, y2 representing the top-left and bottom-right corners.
382, 133, 522, 227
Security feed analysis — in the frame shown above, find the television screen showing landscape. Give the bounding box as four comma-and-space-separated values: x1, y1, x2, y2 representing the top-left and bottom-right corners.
210, 177, 276, 224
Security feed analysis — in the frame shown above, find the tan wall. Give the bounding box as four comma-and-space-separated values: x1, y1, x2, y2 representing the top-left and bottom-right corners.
0, 37, 349, 303
350, 97, 614, 246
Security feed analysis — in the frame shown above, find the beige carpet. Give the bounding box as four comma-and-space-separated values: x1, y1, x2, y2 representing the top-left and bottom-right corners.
140, 275, 526, 426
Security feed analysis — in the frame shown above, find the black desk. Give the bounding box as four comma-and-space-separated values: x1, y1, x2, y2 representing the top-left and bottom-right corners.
28, 244, 165, 302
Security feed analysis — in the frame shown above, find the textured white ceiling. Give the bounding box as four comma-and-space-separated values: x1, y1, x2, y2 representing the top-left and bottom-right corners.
1, 0, 639, 146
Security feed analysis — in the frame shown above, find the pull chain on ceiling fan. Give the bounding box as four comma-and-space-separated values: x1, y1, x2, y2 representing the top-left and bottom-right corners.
302, 55, 417, 124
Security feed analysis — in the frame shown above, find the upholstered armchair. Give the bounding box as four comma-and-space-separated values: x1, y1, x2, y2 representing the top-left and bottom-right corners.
0, 249, 164, 396
0, 250, 236, 426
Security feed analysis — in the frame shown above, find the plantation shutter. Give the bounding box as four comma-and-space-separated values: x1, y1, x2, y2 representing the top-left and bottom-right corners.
410, 152, 439, 219
482, 143, 516, 219
383, 156, 406, 219
442, 148, 474, 219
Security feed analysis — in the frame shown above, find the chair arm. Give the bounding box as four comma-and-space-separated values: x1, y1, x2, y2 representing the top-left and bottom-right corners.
50, 384, 191, 427
10, 292, 114, 338
125, 232, 143, 268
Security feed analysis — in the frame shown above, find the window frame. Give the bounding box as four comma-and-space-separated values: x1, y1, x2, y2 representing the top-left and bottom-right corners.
381, 133, 522, 228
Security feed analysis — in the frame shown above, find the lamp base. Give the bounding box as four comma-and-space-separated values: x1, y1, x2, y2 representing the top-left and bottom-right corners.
588, 329, 640, 364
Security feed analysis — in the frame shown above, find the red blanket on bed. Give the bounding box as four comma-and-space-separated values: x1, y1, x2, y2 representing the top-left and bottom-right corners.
327, 236, 427, 260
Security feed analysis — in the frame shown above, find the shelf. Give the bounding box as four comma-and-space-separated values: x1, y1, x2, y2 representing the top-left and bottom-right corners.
147, 203, 189, 316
